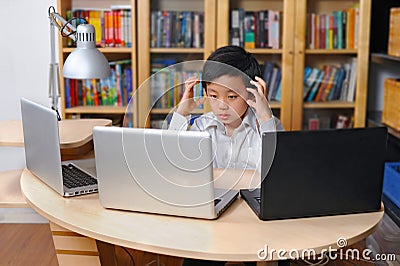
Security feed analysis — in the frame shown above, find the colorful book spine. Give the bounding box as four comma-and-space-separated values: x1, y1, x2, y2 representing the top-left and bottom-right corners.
63, 60, 131, 107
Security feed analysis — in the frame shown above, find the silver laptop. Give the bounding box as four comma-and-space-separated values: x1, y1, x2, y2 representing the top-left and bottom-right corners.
20, 98, 98, 197
93, 126, 239, 219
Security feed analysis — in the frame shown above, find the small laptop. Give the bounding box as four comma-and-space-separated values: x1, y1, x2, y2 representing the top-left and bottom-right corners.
20, 98, 98, 197
241, 127, 388, 220
92, 126, 239, 219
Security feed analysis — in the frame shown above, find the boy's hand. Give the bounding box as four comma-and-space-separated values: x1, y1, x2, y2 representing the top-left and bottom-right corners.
176, 77, 206, 117
246, 76, 273, 123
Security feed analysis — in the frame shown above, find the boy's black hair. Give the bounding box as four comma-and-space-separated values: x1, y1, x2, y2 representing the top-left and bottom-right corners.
202, 45, 261, 89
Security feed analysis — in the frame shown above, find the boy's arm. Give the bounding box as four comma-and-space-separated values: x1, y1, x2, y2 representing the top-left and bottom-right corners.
168, 112, 190, 131
259, 115, 284, 133
168, 112, 201, 131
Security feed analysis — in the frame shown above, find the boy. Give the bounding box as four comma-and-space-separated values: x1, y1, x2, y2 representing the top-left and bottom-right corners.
169, 45, 284, 171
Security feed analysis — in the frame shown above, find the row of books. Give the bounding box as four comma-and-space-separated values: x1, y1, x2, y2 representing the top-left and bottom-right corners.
262, 61, 282, 101
64, 60, 132, 108
230, 9, 281, 49
307, 7, 359, 50
66, 6, 132, 48
150, 11, 204, 48
150, 60, 204, 109
303, 57, 357, 102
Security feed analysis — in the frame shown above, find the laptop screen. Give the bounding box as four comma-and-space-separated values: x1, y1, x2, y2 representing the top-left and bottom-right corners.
259, 127, 387, 220
20, 98, 64, 195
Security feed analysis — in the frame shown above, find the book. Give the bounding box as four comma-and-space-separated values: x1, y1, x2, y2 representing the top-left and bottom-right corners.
270, 68, 281, 101
268, 67, 279, 100
308, 117, 320, 130
244, 11, 255, 48
334, 114, 353, 128
321, 66, 338, 101
315, 65, 331, 101
339, 63, 351, 101
269, 11, 280, 49
303, 67, 320, 99
262, 61, 275, 97
328, 66, 345, 101
230, 9, 241, 46
307, 70, 325, 102
346, 57, 358, 102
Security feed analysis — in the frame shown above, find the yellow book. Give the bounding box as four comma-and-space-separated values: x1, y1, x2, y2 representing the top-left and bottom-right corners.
329, 15, 334, 49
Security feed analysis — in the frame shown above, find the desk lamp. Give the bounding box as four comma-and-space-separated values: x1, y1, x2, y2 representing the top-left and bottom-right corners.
48, 6, 111, 120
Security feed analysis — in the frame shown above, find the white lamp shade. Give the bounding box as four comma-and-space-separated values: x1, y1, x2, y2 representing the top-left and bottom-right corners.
62, 48, 111, 79
62, 24, 111, 79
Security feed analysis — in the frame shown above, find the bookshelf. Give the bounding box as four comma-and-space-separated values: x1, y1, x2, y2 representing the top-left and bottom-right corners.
136, 0, 216, 128
58, 0, 371, 130
57, 0, 137, 126
215, 0, 295, 130
214, 0, 370, 130
291, 0, 371, 130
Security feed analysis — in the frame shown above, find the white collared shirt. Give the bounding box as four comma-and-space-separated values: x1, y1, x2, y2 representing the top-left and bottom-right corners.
168, 108, 284, 170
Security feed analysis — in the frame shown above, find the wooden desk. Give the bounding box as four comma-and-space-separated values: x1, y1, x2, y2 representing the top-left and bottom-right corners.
0, 119, 111, 208
21, 168, 384, 264
0, 119, 111, 148
0, 169, 28, 208
0, 119, 112, 160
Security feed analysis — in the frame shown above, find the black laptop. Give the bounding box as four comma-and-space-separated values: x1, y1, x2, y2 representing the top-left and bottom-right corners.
240, 127, 388, 221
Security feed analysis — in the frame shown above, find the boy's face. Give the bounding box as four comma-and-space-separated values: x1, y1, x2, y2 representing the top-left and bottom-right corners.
206, 75, 249, 128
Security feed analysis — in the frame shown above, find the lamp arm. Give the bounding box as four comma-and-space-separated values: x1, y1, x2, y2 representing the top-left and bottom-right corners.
46, 6, 110, 118
49, 11, 77, 42
48, 6, 73, 120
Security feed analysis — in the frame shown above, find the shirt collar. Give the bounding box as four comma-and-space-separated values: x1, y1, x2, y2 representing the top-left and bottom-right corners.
202, 108, 259, 133
242, 108, 260, 133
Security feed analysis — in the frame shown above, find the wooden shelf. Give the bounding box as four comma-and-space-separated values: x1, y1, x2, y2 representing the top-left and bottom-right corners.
371, 53, 400, 64
150, 108, 204, 115
269, 101, 281, 109
150, 48, 205, 54
64, 106, 128, 114
303, 101, 355, 109
368, 111, 400, 140
63, 47, 132, 53
305, 49, 358, 55
245, 49, 283, 55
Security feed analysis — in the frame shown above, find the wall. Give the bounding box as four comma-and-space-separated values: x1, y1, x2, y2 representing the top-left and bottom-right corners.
0, 0, 58, 121
0, 0, 57, 172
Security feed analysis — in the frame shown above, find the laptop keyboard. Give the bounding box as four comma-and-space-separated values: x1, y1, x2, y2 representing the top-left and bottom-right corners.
62, 164, 97, 189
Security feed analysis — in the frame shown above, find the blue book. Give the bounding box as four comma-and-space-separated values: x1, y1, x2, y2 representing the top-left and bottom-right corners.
65, 78, 71, 108
328, 66, 344, 101
124, 68, 132, 106
307, 70, 325, 102
304, 68, 320, 99
263, 61, 275, 95
274, 82, 282, 102
337, 11, 343, 49
271, 68, 281, 100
